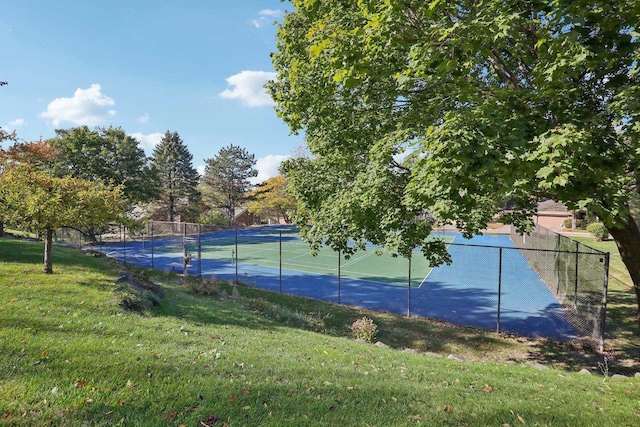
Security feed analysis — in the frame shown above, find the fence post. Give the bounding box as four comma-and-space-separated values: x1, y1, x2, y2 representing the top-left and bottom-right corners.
122, 224, 127, 265
600, 252, 610, 352
497, 247, 502, 333
574, 241, 579, 309
235, 226, 238, 284
197, 223, 202, 279
150, 221, 154, 269
407, 256, 412, 318
338, 250, 341, 304
279, 230, 282, 293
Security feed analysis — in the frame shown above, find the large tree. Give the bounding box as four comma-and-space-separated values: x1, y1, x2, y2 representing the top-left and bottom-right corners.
50, 126, 158, 204
202, 145, 257, 225
269, 1, 640, 323
150, 131, 200, 222
0, 149, 125, 273
247, 175, 296, 224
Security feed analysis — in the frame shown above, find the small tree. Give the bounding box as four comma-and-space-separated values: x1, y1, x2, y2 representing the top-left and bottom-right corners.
0, 127, 17, 236
150, 131, 201, 221
0, 163, 125, 273
202, 145, 257, 225
247, 175, 296, 224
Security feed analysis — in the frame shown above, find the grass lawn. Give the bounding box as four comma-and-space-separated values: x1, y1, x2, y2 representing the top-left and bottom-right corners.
1, 236, 640, 426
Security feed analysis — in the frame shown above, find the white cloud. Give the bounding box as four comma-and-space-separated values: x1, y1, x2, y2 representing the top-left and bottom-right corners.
219, 71, 277, 107
2, 118, 27, 133
39, 84, 116, 127
251, 154, 290, 185
252, 9, 283, 28
129, 132, 163, 152
137, 113, 150, 124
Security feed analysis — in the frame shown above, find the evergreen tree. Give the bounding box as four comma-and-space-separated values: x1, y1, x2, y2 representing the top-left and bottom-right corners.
150, 131, 200, 222
202, 145, 257, 225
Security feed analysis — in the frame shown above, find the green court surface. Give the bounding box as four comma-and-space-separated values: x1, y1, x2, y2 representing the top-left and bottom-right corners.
196, 229, 455, 288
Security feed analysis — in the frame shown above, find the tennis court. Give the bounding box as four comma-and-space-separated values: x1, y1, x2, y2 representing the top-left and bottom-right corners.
100, 225, 584, 341
195, 227, 454, 288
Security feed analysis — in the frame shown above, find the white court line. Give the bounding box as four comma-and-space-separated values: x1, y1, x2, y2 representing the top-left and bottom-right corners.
340, 250, 376, 270
417, 235, 456, 289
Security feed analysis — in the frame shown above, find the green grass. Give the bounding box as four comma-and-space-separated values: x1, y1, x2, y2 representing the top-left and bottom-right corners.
1, 236, 640, 426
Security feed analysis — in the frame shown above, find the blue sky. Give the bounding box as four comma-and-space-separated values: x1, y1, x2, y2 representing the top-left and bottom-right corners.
0, 0, 302, 183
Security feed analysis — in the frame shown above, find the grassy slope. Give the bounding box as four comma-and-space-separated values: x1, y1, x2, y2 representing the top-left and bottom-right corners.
0, 237, 639, 426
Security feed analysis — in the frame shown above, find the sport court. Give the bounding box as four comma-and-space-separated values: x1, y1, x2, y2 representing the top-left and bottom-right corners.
104, 225, 578, 340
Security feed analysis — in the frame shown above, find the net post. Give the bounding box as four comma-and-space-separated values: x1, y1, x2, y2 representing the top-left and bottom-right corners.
599, 252, 610, 352
497, 247, 502, 333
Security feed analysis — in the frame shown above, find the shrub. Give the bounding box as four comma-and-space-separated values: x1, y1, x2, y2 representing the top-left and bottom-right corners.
185, 275, 221, 296
198, 210, 228, 227
563, 218, 573, 229
350, 316, 378, 342
586, 222, 609, 241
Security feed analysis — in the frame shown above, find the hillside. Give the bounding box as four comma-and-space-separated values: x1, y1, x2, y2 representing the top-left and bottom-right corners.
1, 237, 639, 426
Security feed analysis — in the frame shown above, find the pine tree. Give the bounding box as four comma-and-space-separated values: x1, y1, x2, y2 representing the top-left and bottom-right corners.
150, 131, 200, 222
202, 145, 257, 225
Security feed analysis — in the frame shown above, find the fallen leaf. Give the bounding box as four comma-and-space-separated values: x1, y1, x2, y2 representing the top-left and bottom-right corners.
229, 396, 238, 402
210, 335, 220, 340
444, 406, 453, 413
241, 388, 249, 394
200, 415, 219, 426
164, 412, 177, 419
85, 398, 93, 403
74, 381, 88, 388
9, 298, 18, 303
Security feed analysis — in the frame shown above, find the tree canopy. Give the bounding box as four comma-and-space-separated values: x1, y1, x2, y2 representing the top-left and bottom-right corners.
202, 144, 257, 225
150, 131, 201, 222
247, 175, 296, 224
270, 1, 640, 322
50, 126, 158, 204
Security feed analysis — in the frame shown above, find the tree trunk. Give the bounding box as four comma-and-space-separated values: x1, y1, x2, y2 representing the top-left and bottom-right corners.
0, 221, 3, 236
43, 228, 53, 274
607, 213, 640, 332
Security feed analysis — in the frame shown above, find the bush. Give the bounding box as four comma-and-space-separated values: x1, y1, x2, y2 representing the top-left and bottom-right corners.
350, 316, 378, 342
586, 222, 609, 241
563, 218, 573, 229
198, 210, 228, 226
185, 275, 221, 296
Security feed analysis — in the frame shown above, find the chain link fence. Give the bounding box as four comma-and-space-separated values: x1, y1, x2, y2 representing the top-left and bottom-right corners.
509, 225, 609, 349
93, 223, 609, 348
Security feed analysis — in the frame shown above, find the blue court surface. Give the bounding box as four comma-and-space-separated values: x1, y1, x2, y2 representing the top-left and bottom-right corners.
99, 226, 579, 341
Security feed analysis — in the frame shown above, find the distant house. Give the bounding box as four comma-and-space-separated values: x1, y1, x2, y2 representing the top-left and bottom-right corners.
233, 207, 257, 227
534, 199, 575, 231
